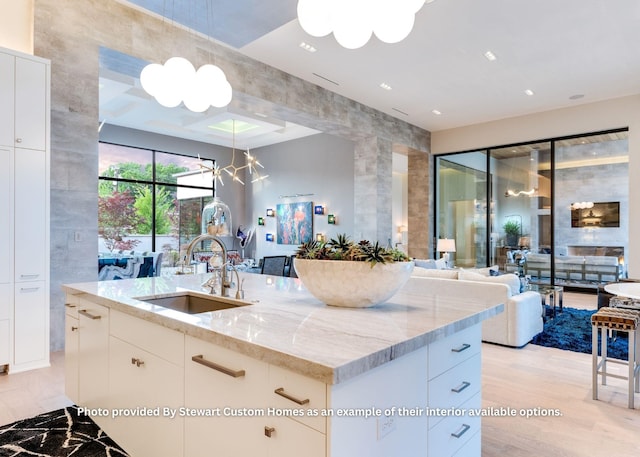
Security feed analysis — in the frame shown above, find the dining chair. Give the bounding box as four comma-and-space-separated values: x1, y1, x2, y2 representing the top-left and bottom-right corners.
261, 256, 287, 276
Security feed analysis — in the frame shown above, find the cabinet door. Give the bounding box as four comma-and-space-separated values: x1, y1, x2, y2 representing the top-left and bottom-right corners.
14, 56, 47, 151
77, 302, 109, 410
13, 281, 47, 367
0, 146, 12, 284
65, 314, 79, 403
109, 336, 184, 457
266, 416, 326, 457
184, 336, 268, 457
0, 52, 14, 148
14, 149, 46, 282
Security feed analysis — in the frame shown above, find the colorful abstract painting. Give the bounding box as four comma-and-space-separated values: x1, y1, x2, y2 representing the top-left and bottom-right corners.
276, 201, 313, 245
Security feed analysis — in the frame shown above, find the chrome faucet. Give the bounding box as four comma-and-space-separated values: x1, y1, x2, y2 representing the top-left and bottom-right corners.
184, 234, 231, 297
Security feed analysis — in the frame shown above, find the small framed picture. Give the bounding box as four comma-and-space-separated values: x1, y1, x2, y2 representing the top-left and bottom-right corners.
266, 233, 274, 242
258, 216, 265, 226
328, 214, 336, 224
314, 205, 324, 215
266, 208, 274, 217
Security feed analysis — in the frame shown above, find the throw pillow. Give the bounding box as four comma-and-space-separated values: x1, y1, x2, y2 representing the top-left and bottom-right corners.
412, 268, 459, 279
458, 270, 520, 296
435, 258, 447, 269
460, 265, 499, 276
414, 259, 437, 269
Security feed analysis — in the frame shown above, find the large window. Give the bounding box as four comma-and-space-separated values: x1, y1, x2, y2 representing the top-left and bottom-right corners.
98, 142, 215, 270
435, 129, 628, 288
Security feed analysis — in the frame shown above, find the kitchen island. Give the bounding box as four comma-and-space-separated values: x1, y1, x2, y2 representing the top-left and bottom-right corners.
63, 272, 504, 457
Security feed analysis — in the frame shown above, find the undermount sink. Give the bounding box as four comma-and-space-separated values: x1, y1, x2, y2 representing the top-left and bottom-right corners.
135, 292, 250, 314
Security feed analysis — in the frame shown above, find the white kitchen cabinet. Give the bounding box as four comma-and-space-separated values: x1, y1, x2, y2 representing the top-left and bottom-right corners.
13, 282, 47, 367
14, 149, 47, 283
108, 310, 184, 457
184, 335, 268, 457
64, 285, 488, 457
0, 46, 50, 374
76, 299, 109, 413
14, 56, 48, 151
0, 49, 48, 150
427, 324, 482, 456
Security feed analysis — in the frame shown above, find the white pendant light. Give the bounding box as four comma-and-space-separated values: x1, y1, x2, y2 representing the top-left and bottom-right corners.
297, 0, 426, 49
141, 58, 232, 111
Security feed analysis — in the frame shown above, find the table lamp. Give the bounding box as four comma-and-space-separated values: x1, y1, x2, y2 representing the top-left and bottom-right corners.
437, 238, 456, 267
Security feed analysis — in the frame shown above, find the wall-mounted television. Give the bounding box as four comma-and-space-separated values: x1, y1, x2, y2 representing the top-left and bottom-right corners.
571, 202, 620, 228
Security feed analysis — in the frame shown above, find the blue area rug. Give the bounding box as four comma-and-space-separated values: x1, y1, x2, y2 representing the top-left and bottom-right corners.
531, 306, 628, 360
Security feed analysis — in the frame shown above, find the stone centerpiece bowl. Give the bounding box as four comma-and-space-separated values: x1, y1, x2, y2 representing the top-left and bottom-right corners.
293, 258, 415, 308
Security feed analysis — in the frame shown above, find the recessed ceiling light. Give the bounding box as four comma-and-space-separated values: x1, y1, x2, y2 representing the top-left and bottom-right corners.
379, 82, 392, 91
483, 50, 497, 61
569, 94, 585, 100
432, 109, 442, 115
299, 42, 317, 53
524, 89, 534, 96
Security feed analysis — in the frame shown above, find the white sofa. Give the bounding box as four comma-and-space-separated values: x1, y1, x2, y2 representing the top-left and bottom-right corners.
411, 267, 543, 348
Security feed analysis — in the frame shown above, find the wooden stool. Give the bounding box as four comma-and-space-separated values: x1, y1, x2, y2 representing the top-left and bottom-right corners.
591, 308, 640, 408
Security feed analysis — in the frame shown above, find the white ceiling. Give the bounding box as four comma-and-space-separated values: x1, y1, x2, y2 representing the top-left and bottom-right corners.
104, 0, 640, 147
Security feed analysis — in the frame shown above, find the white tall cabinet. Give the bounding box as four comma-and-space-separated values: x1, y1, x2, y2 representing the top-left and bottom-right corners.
0, 46, 50, 373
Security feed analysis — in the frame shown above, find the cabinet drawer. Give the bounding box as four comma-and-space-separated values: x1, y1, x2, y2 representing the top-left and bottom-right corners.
428, 393, 481, 457
268, 364, 327, 434
428, 354, 481, 429
185, 335, 268, 404
452, 428, 480, 457
428, 324, 480, 379
14, 281, 47, 366
111, 309, 184, 366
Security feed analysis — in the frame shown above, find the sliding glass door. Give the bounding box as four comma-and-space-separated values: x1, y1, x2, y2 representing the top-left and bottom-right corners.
436, 151, 488, 268
435, 129, 628, 288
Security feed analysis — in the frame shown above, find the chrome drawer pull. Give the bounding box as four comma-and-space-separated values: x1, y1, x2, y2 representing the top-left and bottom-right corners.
264, 426, 275, 438
451, 423, 471, 439
451, 381, 471, 393
451, 343, 471, 353
191, 355, 245, 378
78, 309, 101, 320
20, 287, 40, 293
20, 274, 39, 279
274, 387, 310, 405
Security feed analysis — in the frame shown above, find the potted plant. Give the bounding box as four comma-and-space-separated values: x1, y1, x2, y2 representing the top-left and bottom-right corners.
293, 234, 414, 308
503, 220, 521, 247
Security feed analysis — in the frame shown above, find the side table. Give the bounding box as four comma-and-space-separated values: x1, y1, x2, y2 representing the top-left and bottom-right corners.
528, 284, 564, 319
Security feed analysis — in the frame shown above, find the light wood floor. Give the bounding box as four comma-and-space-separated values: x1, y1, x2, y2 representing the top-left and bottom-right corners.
1, 291, 638, 456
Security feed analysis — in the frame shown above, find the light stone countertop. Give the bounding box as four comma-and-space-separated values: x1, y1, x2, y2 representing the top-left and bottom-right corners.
62, 273, 503, 384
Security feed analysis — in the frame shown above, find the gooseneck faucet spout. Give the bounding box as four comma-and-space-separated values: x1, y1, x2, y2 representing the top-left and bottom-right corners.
184, 234, 231, 297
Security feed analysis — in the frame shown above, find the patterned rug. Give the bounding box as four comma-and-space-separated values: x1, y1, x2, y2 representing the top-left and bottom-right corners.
0, 406, 128, 456
531, 306, 628, 360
